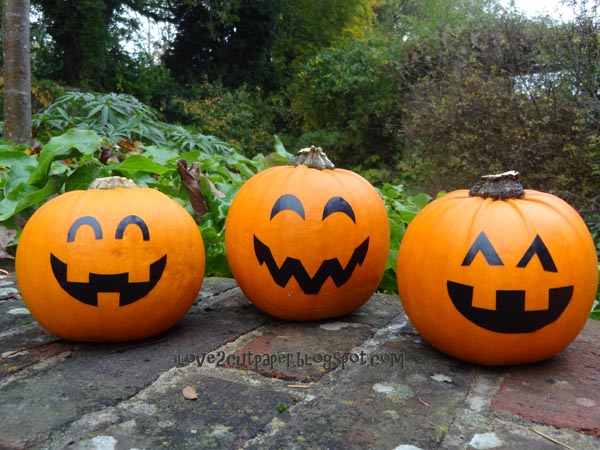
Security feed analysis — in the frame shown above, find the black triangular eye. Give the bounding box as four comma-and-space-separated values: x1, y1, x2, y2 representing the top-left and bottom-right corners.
516, 234, 557, 272
462, 232, 503, 266
270, 194, 305, 220
322, 197, 356, 223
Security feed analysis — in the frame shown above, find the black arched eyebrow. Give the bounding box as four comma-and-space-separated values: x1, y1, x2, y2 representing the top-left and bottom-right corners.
270, 194, 305, 220
67, 216, 103, 242
115, 215, 150, 241
322, 196, 356, 223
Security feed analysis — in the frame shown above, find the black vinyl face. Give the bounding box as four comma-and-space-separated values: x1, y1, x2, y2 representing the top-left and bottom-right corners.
447, 232, 572, 333
254, 194, 369, 295
51, 215, 166, 307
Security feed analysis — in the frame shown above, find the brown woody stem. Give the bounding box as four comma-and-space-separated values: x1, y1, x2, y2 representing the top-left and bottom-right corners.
88, 176, 136, 190
468, 170, 525, 200
290, 146, 335, 170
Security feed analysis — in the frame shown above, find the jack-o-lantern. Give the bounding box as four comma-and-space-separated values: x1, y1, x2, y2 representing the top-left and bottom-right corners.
16, 177, 205, 342
396, 171, 598, 365
225, 146, 390, 320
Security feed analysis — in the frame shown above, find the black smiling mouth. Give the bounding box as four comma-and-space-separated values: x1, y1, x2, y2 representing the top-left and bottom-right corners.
50, 254, 167, 307
253, 235, 369, 295
447, 281, 573, 333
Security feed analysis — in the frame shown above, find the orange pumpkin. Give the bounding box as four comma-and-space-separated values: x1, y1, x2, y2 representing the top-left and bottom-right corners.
16, 177, 205, 342
397, 171, 598, 365
225, 146, 390, 320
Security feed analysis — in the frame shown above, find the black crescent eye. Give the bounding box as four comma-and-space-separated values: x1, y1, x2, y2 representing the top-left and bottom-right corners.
115, 215, 150, 241
322, 197, 355, 223
270, 194, 305, 220
67, 216, 103, 242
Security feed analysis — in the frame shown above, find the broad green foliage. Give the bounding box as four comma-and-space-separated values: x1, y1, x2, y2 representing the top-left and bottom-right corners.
2, 93, 281, 278
0, 132, 418, 286
0, 134, 411, 289
0, 92, 427, 293
378, 184, 432, 293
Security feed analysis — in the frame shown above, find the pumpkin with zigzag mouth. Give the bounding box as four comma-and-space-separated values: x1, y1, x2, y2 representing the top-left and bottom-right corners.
225, 146, 390, 321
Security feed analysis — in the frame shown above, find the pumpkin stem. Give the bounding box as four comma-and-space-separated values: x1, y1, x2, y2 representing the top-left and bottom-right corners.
468, 170, 525, 200
89, 176, 136, 190
290, 146, 335, 170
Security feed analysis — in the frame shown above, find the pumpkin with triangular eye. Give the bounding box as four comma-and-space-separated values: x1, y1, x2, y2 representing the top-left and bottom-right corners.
396, 171, 598, 365
225, 146, 390, 321
16, 177, 205, 342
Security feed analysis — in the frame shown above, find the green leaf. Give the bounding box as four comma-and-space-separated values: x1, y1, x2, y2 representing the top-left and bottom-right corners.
378, 268, 398, 294
0, 150, 35, 167
0, 151, 37, 193
410, 192, 432, 209
0, 198, 19, 222
273, 135, 294, 160
111, 154, 170, 175
65, 165, 110, 192
30, 129, 102, 185
0, 177, 62, 221
143, 145, 180, 165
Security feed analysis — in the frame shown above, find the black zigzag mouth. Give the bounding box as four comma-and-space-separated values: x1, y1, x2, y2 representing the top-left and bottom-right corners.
253, 235, 369, 295
50, 253, 167, 307
446, 280, 573, 333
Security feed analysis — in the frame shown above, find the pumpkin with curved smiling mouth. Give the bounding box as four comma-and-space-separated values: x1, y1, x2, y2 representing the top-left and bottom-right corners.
446, 232, 573, 333
48, 214, 168, 307
396, 171, 598, 365
15, 178, 205, 342
50, 254, 167, 307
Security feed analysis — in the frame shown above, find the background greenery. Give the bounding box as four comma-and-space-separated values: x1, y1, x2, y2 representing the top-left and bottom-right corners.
0, 91, 423, 292
0, 0, 598, 317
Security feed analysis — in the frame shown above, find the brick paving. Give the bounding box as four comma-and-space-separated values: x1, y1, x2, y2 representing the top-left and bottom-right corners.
0, 259, 598, 450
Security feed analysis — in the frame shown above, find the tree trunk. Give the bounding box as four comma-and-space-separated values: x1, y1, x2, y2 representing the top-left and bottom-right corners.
2, 0, 32, 144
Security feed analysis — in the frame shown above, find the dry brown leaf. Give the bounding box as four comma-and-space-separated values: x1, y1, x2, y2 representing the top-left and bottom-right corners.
207, 178, 225, 199
0, 225, 16, 260
182, 386, 198, 400
176, 159, 209, 221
